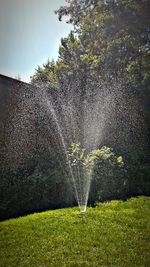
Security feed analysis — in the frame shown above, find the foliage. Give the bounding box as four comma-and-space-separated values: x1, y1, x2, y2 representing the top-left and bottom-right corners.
31, 0, 150, 90
67, 142, 126, 203
55, 0, 150, 86
68, 142, 123, 170
0, 197, 150, 267
0, 149, 75, 221
30, 59, 58, 88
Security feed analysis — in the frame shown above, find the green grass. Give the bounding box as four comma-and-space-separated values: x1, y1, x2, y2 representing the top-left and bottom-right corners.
0, 196, 150, 267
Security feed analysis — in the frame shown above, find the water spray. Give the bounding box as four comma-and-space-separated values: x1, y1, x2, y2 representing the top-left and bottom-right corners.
80, 205, 87, 215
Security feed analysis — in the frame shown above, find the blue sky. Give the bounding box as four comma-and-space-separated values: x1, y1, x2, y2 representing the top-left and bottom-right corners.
0, 0, 72, 82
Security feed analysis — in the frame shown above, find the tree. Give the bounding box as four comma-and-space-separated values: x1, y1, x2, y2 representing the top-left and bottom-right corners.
56, 0, 150, 85
31, 59, 58, 89
68, 142, 125, 203
68, 142, 123, 170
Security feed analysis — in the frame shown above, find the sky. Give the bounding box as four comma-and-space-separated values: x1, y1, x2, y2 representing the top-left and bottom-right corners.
0, 0, 73, 82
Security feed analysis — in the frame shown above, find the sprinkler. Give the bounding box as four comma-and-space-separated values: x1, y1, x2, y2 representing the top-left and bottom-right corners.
80, 205, 86, 215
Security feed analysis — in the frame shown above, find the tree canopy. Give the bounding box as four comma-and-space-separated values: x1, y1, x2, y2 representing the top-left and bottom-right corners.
32, 0, 150, 88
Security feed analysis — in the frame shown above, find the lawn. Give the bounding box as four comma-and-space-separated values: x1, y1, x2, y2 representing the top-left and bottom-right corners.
0, 196, 150, 267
